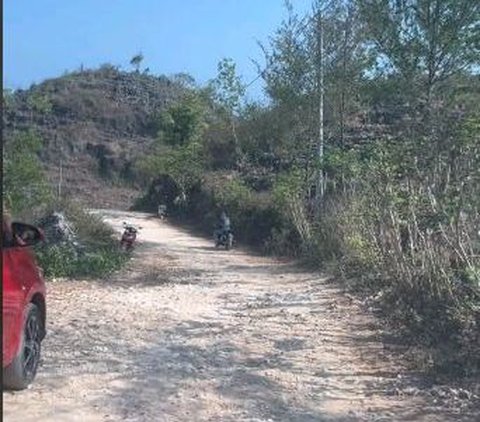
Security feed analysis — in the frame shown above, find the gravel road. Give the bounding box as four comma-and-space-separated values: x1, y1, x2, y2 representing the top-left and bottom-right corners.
3, 210, 478, 421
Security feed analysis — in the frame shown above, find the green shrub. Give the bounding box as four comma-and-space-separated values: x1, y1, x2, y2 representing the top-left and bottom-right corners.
272, 169, 312, 246
35, 201, 128, 279
214, 178, 252, 208
264, 226, 302, 257
35, 244, 78, 278
3, 130, 52, 217
36, 244, 127, 279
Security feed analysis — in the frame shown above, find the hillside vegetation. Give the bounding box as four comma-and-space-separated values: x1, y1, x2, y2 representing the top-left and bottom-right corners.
3, 0, 479, 377
3, 65, 189, 207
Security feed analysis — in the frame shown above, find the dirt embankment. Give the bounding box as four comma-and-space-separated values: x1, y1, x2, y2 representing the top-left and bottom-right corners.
3, 210, 478, 421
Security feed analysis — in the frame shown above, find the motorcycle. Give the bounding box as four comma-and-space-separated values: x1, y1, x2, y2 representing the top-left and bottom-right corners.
120, 222, 141, 251
214, 228, 234, 250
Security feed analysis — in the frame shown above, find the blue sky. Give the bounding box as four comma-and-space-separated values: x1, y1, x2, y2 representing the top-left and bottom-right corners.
4, 0, 312, 100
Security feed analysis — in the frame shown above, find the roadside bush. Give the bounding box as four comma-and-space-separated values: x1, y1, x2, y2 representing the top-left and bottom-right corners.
36, 243, 127, 279
309, 130, 480, 375
35, 201, 127, 279
271, 169, 313, 255
212, 179, 253, 229
264, 226, 302, 257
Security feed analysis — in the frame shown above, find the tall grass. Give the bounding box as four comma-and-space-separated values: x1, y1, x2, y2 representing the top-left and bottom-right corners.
308, 132, 480, 376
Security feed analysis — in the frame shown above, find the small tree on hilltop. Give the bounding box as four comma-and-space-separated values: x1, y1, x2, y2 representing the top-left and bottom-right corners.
130, 52, 144, 73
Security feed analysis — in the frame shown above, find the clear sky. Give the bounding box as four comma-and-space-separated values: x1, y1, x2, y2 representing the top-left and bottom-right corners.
4, 0, 312, 100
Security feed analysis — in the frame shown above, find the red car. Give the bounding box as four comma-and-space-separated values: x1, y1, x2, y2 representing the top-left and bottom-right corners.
2, 221, 46, 390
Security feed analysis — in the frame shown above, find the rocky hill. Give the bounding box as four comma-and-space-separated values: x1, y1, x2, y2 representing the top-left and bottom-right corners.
3, 65, 188, 208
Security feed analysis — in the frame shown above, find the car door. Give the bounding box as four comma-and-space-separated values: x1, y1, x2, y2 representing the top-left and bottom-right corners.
2, 247, 29, 367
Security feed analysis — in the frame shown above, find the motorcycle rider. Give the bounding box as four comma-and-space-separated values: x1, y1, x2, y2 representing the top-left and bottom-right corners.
121, 222, 139, 251
219, 211, 231, 233
214, 210, 231, 242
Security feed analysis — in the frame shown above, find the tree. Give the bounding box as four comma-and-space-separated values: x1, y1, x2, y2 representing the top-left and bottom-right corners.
138, 141, 206, 201
171, 73, 197, 89
155, 93, 207, 147
259, 0, 315, 180
209, 58, 246, 161
138, 92, 210, 199
260, 0, 371, 200
318, 1, 372, 145
3, 131, 51, 215
359, 0, 480, 106
130, 52, 144, 72
259, 1, 313, 105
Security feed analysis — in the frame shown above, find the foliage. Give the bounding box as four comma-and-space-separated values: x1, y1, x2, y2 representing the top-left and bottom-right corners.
209, 58, 246, 162
137, 91, 212, 199
3, 89, 16, 110
3, 130, 52, 216
26, 91, 53, 114
272, 168, 312, 244
2, 129, 127, 279
35, 202, 128, 278
130, 52, 144, 72
171, 176, 287, 250
259, 2, 313, 105
213, 178, 252, 209
138, 141, 206, 198
209, 58, 246, 117
310, 116, 480, 374
36, 244, 127, 279
359, 0, 480, 101
171, 73, 197, 89
154, 93, 207, 146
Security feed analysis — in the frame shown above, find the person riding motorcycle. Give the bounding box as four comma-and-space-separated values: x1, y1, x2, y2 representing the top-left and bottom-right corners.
120, 222, 140, 251
219, 211, 231, 233
214, 211, 232, 245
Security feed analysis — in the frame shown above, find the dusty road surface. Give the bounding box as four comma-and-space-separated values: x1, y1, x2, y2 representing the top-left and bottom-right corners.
3, 210, 478, 421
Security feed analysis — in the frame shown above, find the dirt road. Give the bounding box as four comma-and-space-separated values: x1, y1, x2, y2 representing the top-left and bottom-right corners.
3, 210, 477, 421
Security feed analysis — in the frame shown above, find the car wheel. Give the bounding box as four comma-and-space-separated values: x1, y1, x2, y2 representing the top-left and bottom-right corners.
3, 303, 43, 390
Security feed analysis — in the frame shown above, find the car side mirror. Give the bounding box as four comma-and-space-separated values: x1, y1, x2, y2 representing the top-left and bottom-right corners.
11, 222, 45, 247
